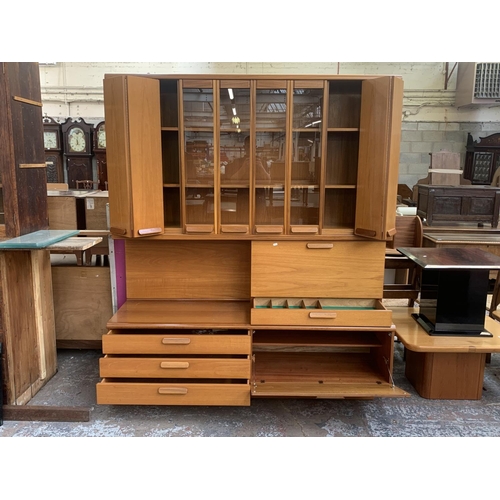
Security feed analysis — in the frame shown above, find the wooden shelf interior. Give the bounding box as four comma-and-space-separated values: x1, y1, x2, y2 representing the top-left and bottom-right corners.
252, 330, 383, 348
328, 80, 362, 128
160, 79, 178, 128
252, 329, 394, 392
323, 189, 356, 228
326, 132, 359, 185
254, 351, 385, 382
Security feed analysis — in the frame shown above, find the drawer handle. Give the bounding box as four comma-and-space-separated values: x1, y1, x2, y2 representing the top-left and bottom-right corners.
309, 312, 337, 319
158, 387, 188, 395
306, 243, 333, 249
162, 338, 191, 345
160, 361, 190, 369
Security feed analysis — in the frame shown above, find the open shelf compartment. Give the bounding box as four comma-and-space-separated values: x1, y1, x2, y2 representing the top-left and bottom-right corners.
251, 330, 408, 398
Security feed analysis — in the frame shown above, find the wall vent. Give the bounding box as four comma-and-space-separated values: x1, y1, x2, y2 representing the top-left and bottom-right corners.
455, 62, 500, 107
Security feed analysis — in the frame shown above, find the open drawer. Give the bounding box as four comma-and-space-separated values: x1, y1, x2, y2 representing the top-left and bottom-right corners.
102, 329, 252, 355
100, 355, 251, 379
251, 298, 392, 327
97, 380, 251, 406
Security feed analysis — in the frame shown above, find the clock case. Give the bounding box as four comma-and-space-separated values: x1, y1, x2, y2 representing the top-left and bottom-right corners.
43, 116, 64, 183
61, 117, 94, 189
93, 120, 108, 190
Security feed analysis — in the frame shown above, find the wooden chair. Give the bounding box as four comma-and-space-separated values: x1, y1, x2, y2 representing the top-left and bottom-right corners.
383, 215, 424, 306
76, 180, 99, 190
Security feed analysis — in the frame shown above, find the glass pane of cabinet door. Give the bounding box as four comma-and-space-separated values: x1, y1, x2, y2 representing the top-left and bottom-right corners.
290, 85, 323, 233
255, 83, 286, 233
219, 83, 251, 232
183, 82, 215, 231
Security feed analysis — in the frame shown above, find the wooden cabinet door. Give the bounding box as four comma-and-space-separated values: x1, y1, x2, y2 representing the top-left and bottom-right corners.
104, 75, 164, 238
354, 76, 403, 241
0, 62, 49, 237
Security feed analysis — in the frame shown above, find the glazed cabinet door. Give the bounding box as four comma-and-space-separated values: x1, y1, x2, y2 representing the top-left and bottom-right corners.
289, 81, 323, 236
219, 80, 251, 235
182, 79, 216, 234
104, 75, 164, 238
254, 80, 287, 235
354, 76, 403, 241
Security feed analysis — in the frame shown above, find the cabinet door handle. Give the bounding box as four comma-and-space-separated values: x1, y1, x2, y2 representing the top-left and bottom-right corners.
255, 225, 283, 234
306, 243, 333, 249
309, 312, 337, 319
138, 227, 162, 235
162, 338, 191, 345
291, 226, 319, 234
158, 387, 188, 395
221, 225, 249, 233
160, 361, 190, 369
185, 225, 214, 233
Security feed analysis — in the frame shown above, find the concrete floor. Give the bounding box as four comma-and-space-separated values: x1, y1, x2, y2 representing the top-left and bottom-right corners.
1, 300, 498, 497
2, 338, 500, 437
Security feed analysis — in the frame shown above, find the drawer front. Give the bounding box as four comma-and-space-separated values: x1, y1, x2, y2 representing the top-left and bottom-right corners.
96, 381, 250, 406
251, 305, 392, 327
251, 241, 385, 298
102, 333, 251, 355
100, 356, 251, 379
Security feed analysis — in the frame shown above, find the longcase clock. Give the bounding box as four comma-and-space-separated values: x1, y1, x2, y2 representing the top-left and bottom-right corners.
43, 116, 64, 183
61, 117, 94, 188
93, 121, 108, 190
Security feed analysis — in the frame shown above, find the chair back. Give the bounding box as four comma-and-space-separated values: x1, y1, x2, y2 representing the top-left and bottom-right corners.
387, 215, 423, 250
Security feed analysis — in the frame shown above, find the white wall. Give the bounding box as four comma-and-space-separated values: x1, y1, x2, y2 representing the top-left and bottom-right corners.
39, 62, 500, 188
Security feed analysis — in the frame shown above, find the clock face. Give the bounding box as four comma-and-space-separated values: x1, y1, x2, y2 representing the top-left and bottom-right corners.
97, 125, 106, 148
68, 127, 86, 153
44, 131, 58, 149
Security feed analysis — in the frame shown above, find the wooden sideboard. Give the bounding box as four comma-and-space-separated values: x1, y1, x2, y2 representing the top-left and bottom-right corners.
417, 184, 500, 228
96, 73, 410, 405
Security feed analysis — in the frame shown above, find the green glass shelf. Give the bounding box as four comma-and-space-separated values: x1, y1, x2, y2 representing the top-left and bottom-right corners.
0, 230, 79, 249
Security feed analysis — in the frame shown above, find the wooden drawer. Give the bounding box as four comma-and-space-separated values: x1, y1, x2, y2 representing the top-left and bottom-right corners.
251, 240, 385, 298
96, 381, 250, 406
251, 299, 392, 327
102, 332, 251, 355
99, 356, 251, 379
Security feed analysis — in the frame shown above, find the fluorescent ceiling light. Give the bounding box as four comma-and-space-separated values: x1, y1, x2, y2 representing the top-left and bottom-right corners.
305, 120, 322, 128
228, 89, 234, 100
232, 107, 237, 116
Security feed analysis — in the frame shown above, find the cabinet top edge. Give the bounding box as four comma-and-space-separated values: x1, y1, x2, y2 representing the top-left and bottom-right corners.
103, 73, 402, 81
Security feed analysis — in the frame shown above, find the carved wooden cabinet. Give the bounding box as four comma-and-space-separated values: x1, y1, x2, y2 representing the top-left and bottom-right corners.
417, 184, 500, 227
464, 133, 500, 185
96, 74, 409, 406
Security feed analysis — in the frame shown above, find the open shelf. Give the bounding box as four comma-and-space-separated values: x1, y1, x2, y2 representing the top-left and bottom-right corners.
252, 330, 383, 349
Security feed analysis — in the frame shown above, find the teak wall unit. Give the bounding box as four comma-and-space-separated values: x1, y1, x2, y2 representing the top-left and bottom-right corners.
96, 74, 409, 405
